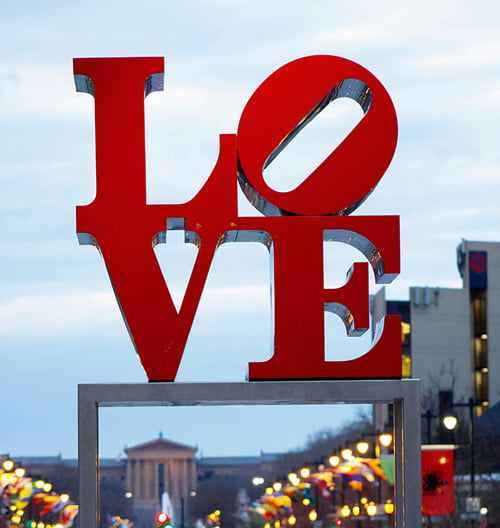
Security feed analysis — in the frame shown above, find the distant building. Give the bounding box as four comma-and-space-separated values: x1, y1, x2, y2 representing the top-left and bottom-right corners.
10, 437, 281, 528
197, 452, 279, 480
124, 435, 197, 524
12, 454, 125, 491
372, 240, 500, 438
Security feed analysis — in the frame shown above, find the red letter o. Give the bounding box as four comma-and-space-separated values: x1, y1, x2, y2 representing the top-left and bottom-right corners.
237, 55, 398, 216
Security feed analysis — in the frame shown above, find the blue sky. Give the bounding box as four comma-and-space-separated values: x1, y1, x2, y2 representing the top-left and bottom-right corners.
1, 0, 500, 459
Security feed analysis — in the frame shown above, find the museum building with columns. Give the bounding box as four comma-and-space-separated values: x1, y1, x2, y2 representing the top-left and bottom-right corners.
124, 435, 198, 521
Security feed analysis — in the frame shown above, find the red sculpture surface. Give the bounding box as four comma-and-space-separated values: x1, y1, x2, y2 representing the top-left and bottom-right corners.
74, 55, 401, 381
237, 55, 398, 217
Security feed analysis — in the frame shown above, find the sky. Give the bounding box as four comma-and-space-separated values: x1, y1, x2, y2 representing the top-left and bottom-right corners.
1, 0, 500, 461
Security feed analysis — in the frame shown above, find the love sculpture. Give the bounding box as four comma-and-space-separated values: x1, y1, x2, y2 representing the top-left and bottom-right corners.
74, 55, 422, 528
73, 55, 401, 382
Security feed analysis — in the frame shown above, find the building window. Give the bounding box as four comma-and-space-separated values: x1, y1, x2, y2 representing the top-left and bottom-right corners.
471, 282, 488, 414
402, 355, 411, 378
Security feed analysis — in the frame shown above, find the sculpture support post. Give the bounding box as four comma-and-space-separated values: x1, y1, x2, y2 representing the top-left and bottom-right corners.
78, 380, 421, 528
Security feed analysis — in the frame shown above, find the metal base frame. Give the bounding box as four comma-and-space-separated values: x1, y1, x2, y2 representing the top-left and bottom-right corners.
78, 380, 421, 528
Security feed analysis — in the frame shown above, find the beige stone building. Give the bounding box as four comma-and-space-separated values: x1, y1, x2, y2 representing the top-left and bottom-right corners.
125, 435, 198, 524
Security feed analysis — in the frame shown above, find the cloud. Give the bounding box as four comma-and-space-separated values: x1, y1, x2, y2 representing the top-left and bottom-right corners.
315, 27, 388, 47
0, 61, 89, 118
464, 87, 500, 110
0, 282, 270, 339
0, 290, 119, 338
413, 43, 500, 72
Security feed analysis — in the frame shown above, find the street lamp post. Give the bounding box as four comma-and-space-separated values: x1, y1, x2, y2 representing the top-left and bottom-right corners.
422, 410, 437, 444
443, 397, 479, 526
354, 431, 392, 528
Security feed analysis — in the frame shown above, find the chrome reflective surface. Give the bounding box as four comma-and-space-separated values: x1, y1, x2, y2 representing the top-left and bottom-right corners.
78, 380, 421, 528
74, 73, 94, 96
263, 78, 371, 171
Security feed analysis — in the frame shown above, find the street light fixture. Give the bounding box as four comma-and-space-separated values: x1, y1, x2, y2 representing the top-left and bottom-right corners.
2, 459, 14, 472
299, 467, 310, 479
379, 433, 393, 448
442, 397, 479, 515
328, 455, 340, 467
341, 448, 353, 460
355, 440, 369, 455
442, 415, 458, 431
